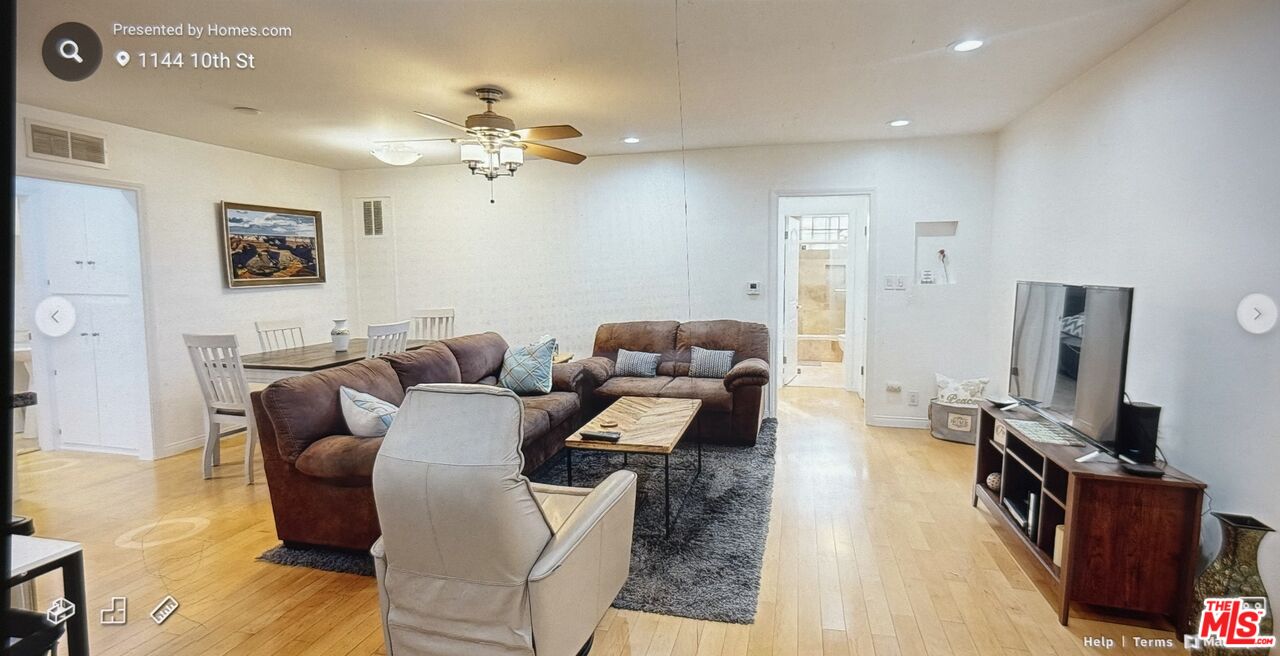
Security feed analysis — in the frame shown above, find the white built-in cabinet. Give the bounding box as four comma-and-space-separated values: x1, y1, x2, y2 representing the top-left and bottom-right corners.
18, 177, 152, 455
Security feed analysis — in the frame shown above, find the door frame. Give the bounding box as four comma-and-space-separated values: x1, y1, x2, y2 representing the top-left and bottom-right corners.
15, 171, 158, 460
767, 189, 876, 416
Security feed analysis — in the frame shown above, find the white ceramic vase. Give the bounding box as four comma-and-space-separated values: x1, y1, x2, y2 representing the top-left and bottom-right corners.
331, 319, 351, 352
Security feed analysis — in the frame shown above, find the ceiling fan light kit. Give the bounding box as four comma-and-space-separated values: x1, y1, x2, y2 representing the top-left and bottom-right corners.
375, 87, 586, 194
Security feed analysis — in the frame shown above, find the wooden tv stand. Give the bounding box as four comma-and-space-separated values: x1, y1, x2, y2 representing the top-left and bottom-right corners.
972, 402, 1206, 631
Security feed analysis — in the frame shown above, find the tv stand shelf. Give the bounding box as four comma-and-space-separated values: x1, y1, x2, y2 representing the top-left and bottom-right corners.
972, 402, 1206, 631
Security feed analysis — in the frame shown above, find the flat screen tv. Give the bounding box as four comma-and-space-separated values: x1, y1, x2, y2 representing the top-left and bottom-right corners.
1008, 282, 1134, 455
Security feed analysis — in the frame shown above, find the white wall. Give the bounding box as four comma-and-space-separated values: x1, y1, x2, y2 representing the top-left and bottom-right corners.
987, 0, 1280, 592
15, 104, 353, 458
341, 134, 996, 425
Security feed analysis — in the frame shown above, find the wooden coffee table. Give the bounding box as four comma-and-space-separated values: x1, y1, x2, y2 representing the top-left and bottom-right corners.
565, 396, 702, 536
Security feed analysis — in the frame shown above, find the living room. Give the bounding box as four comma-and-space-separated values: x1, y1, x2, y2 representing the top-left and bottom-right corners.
5, 1, 1278, 654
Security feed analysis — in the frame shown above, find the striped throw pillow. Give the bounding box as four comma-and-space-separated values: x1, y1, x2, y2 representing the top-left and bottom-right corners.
616, 349, 661, 377
690, 347, 735, 378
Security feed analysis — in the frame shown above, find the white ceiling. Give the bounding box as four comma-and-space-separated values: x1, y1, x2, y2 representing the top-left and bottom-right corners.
17, 0, 1185, 170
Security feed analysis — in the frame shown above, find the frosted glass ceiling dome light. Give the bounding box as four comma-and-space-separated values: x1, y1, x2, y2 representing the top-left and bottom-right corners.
888, 119, 912, 127
370, 143, 422, 166
949, 39, 985, 53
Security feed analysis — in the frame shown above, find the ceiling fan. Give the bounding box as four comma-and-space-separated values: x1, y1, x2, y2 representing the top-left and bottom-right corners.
371, 87, 586, 180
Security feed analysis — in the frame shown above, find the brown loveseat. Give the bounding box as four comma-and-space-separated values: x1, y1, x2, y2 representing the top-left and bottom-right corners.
250, 332, 593, 551
578, 320, 770, 446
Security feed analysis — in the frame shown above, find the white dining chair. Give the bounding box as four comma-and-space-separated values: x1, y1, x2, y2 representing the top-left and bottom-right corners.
254, 320, 305, 352
411, 308, 455, 340
367, 320, 411, 358
183, 334, 258, 484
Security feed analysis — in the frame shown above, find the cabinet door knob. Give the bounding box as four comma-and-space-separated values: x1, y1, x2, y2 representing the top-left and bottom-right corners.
91, 332, 101, 337
86, 260, 96, 266
79, 332, 89, 336
74, 260, 84, 265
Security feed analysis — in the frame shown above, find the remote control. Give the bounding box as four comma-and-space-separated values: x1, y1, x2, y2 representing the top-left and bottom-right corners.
580, 431, 621, 442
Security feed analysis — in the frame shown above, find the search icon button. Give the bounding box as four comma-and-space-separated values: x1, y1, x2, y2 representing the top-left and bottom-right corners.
58, 39, 83, 63
42, 22, 101, 81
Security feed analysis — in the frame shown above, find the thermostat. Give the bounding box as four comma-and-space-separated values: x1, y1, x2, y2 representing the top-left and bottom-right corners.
746, 281, 761, 296
1236, 293, 1277, 334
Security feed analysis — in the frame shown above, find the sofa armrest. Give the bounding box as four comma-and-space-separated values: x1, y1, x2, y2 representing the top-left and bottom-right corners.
575, 356, 615, 385
551, 361, 586, 392
724, 357, 770, 391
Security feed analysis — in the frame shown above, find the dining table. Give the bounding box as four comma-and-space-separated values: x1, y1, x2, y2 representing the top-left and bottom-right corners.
241, 338, 433, 384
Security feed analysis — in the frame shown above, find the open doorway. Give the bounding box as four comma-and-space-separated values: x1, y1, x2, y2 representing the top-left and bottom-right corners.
776, 194, 870, 396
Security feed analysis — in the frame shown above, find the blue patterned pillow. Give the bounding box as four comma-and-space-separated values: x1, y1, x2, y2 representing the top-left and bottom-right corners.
339, 386, 398, 437
500, 336, 557, 394
616, 349, 661, 377
690, 346, 735, 378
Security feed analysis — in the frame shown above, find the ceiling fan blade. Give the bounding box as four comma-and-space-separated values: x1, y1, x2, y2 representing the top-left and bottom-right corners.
513, 125, 582, 141
373, 137, 457, 145
523, 142, 586, 165
413, 111, 470, 133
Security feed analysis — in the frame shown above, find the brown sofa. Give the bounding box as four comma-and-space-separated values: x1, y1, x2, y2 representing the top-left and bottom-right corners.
577, 320, 770, 446
251, 332, 594, 551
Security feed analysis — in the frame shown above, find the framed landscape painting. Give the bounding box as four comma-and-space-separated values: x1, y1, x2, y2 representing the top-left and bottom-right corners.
220, 202, 326, 288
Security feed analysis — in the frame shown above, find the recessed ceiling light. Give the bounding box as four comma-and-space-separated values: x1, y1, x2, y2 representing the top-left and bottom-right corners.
232, 106, 261, 115
622, 137, 640, 144
949, 39, 984, 53
888, 119, 911, 127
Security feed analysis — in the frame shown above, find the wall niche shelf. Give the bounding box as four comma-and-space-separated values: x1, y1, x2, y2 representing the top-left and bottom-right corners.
914, 220, 958, 285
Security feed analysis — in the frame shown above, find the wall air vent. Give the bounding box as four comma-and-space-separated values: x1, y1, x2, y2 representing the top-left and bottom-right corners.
359, 198, 389, 237
26, 120, 109, 168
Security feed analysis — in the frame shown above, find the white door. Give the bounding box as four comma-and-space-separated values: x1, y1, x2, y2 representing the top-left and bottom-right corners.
781, 216, 801, 385
49, 304, 101, 447
34, 186, 90, 295
82, 187, 141, 296
86, 296, 150, 449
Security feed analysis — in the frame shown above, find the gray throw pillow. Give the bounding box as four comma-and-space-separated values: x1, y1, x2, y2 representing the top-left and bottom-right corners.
616, 349, 661, 377
690, 346, 735, 378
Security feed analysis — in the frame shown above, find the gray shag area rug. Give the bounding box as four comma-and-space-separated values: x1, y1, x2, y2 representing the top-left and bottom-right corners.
259, 418, 777, 624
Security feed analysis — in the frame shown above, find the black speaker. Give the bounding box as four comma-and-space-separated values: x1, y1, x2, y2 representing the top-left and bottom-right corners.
1118, 401, 1161, 464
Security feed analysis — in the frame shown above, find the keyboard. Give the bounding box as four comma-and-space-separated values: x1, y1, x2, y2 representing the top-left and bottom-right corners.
1005, 419, 1082, 446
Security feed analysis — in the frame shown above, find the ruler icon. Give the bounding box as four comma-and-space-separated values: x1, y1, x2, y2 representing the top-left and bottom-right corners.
150, 595, 179, 625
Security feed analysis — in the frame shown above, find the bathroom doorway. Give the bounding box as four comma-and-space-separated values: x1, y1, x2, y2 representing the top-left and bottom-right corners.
776, 195, 869, 395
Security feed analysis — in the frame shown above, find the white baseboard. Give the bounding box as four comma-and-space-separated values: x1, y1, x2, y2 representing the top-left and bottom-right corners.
868, 415, 930, 429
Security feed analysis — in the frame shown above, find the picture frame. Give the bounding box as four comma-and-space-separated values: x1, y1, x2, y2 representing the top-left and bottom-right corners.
220, 201, 325, 288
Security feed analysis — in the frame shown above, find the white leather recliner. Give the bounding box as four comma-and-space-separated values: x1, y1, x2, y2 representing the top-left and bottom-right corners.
371, 383, 637, 656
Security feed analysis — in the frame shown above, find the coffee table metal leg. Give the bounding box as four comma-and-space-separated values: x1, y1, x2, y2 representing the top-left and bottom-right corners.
664, 453, 671, 536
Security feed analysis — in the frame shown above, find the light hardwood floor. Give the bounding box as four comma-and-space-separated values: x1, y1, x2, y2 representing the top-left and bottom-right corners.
14, 387, 1182, 655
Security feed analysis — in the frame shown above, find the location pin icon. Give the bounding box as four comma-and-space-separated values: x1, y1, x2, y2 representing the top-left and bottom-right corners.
115, 50, 130, 67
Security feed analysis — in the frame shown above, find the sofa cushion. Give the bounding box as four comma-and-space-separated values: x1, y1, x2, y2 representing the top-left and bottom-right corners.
660, 377, 733, 412
521, 408, 552, 445
379, 342, 462, 389
440, 332, 510, 383
262, 359, 404, 463
674, 320, 770, 376
295, 434, 382, 480
593, 321, 679, 376
520, 391, 580, 428
594, 375, 674, 400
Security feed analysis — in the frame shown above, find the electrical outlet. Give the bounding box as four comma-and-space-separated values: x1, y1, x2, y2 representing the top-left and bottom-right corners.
886, 382, 902, 393
908, 391, 920, 406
